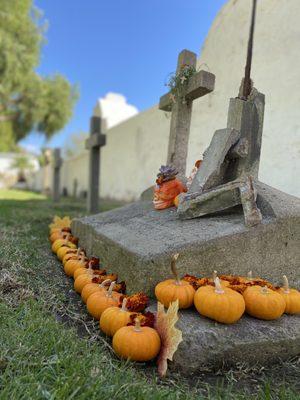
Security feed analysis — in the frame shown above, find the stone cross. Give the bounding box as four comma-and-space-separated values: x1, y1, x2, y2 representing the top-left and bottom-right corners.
159, 49, 215, 178
52, 148, 62, 202
73, 178, 78, 198
85, 116, 106, 214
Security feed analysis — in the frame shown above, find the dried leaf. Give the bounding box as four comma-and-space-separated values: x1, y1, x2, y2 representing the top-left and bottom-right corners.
49, 216, 72, 230
155, 300, 183, 378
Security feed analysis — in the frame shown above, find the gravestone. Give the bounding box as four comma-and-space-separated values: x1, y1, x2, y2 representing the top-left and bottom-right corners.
52, 148, 62, 202
159, 49, 215, 178
86, 116, 106, 213
72, 1, 300, 373
177, 0, 264, 227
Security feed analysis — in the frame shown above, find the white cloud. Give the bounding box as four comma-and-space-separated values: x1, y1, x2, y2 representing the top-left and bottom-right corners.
93, 92, 138, 130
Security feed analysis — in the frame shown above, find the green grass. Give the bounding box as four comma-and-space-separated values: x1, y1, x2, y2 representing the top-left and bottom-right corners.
0, 189, 299, 400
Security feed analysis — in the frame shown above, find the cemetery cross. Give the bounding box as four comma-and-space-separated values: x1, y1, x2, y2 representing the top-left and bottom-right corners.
52, 148, 62, 202
159, 49, 215, 178
85, 116, 106, 213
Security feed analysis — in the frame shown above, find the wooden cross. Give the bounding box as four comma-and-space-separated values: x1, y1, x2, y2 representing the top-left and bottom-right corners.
85, 116, 106, 213
52, 148, 62, 202
159, 49, 215, 177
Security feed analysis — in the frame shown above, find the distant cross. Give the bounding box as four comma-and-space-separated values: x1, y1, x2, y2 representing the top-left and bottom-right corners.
159, 49, 215, 177
52, 148, 62, 202
85, 116, 106, 214
73, 178, 78, 198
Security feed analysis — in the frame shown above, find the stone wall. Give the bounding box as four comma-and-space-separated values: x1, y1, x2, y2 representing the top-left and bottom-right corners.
28, 0, 300, 200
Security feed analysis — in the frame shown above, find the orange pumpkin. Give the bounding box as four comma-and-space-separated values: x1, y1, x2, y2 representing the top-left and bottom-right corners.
277, 275, 300, 315
64, 255, 87, 277
243, 285, 286, 320
86, 282, 121, 319
62, 249, 85, 266
100, 298, 133, 337
52, 236, 76, 254
73, 261, 96, 280
113, 318, 161, 361
194, 277, 245, 324
81, 279, 111, 303
155, 254, 195, 309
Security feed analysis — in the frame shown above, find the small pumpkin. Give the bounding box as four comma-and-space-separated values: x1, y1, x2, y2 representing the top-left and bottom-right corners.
62, 249, 85, 266
243, 285, 286, 320
113, 318, 161, 361
81, 279, 111, 303
100, 298, 133, 337
73, 261, 95, 280
194, 277, 245, 324
49, 227, 71, 243
277, 275, 300, 315
155, 254, 195, 309
64, 255, 87, 277
52, 235, 76, 254
86, 282, 122, 319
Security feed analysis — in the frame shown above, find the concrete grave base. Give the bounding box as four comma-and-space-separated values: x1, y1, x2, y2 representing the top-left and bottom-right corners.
72, 182, 300, 295
148, 303, 300, 373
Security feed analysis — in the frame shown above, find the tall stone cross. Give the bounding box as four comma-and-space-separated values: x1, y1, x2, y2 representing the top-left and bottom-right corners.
85, 116, 106, 214
159, 49, 215, 178
52, 148, 62, 202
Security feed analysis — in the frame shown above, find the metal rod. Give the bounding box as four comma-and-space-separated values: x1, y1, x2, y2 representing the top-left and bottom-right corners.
242, 0, 257, 99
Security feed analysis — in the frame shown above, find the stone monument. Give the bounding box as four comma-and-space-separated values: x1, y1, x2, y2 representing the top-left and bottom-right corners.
72, 0, 300, 373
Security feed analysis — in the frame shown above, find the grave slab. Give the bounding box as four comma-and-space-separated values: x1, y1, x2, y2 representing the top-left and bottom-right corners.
148, 303, 300, 373
72, 182, 300, 295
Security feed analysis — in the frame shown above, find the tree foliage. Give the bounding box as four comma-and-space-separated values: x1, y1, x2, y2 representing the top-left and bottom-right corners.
0, 0, 78, 149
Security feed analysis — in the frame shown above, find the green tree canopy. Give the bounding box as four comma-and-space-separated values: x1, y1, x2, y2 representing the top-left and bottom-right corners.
0, 0, 78, 150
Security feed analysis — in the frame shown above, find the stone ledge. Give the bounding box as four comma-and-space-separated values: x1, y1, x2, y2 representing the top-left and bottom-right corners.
150, 306, 300, 373
71, 183, 300, 295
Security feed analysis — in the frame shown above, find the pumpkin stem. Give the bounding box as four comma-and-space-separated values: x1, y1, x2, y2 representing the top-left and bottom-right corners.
261, 285, 269, 294
100, 279, 111, 288
247, 270, 253, 280
107, 281, 116, 297
214, 277, 225, 294
134, 318, 142, 332
121, 297, 128, 311
283, 275, 290, 293
171, 253, 181, 285
212, 270, 218, 281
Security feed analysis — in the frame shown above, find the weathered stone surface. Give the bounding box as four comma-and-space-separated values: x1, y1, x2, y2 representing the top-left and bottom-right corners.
72, 182, 300, 295
149, 302, 300, 373
188, 128, 240, 193
179, 88, 265, 222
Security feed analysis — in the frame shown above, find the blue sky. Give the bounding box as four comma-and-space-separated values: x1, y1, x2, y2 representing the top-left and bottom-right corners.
21, 0, 227, 152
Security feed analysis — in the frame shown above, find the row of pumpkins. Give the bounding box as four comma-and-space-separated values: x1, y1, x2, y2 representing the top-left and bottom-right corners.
49, 223, 300, 363
49, 226, 161, 362
156, 254, 300, 323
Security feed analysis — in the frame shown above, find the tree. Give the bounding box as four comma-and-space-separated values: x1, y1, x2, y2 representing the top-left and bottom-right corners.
0, 0, 78, 150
